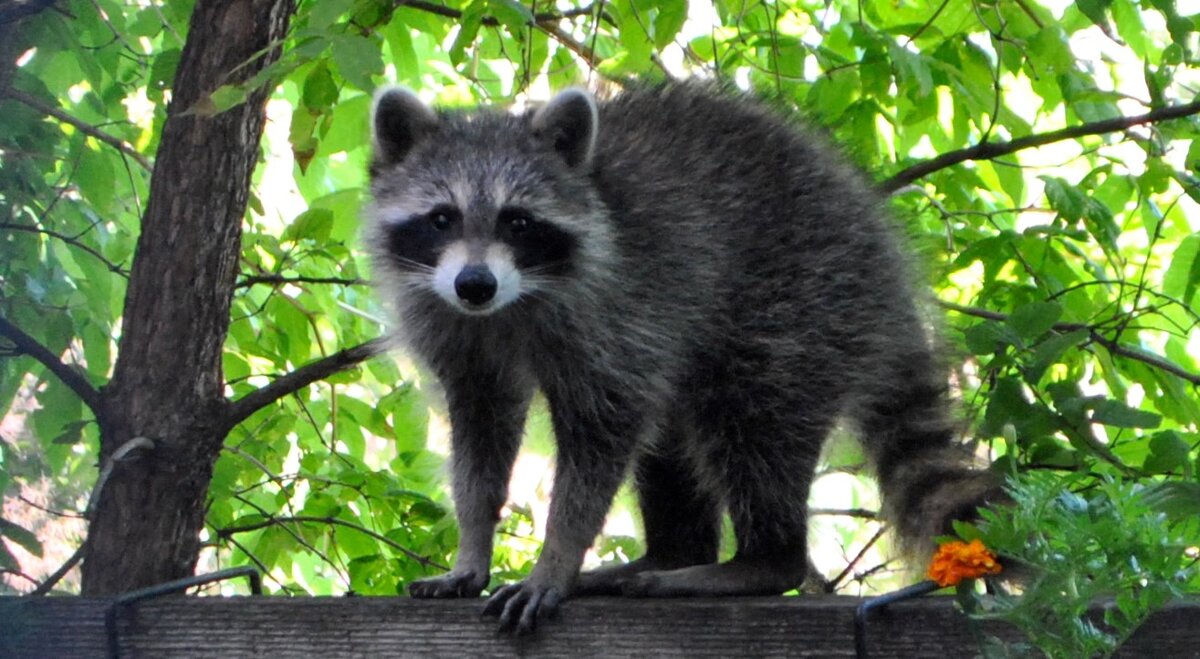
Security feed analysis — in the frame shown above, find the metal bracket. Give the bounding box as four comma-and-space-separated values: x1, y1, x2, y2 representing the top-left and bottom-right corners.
105, 566, 262, 659
854, 580, 938, 658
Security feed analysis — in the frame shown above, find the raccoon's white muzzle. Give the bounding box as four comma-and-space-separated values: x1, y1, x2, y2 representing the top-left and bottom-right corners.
432, 242, 522, 315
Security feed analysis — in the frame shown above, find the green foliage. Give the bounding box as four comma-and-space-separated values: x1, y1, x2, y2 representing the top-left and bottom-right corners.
1, 6, 1198, 649
959, 473, 1199, 658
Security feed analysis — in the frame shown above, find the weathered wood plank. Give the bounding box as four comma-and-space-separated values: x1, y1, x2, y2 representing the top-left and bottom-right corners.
3, 595, 1198, 658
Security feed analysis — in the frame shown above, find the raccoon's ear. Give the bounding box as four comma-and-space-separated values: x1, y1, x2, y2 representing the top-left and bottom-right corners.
532, 88, 598, 168
371, 86, 438, 165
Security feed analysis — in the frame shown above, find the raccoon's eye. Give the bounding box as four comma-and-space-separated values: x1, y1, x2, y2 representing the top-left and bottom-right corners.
507, 216, 529, 233
499, 208, 533, 235
428, 212, 452, 231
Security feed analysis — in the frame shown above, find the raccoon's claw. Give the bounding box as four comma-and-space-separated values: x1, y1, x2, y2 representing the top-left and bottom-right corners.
482, 582, 563, 635
408, 570, 489, 599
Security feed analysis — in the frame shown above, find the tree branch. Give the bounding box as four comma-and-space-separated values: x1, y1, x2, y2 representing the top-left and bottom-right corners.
939, 300, 1200, 386
882, 99, 1200, 193
0, 314, 103, 413
223, 338, 387, 428
396, 0, 606, 28
2, 88, 153, 172
538, 23, 601, 68
235, 274, 368, 289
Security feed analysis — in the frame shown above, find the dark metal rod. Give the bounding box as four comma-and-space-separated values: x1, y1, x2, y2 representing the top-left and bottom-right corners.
106, 566, 262, 658
854, 580, 940, 658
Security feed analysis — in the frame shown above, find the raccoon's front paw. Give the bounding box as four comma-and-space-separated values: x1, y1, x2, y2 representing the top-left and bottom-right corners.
481, 580, 564, 635
408, 570, 489, 598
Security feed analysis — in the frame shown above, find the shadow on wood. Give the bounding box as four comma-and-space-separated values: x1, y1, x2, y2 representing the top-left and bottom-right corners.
3, 595, 1199, 657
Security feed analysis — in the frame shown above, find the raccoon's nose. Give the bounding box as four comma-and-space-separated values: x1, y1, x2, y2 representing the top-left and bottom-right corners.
455, 265, 498, 306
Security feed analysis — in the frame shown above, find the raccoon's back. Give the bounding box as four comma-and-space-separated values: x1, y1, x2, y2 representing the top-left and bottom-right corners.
588, 84, 926, 365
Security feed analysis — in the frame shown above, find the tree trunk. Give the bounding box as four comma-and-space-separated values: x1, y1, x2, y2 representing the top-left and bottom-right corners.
82, 0, 295, 595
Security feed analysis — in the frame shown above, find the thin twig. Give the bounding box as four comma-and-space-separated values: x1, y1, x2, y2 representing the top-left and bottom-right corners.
216, 514, 446, 569
397, 0, 606, 27
235, 274, 368, 289
27, 544, 84, 596
3, 88, 152, 172
811, 507, 879, 519
0, 314, 102, 413
882, 99, 1200, 193
829, 525, 888, 592
1, 222, 130, 276
537, 23, 600, 68
939, 300, 1200, 386
16, 494, 85, 519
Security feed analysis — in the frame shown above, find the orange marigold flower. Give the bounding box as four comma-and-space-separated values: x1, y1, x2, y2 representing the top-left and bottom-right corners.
926, 539, 1002, 587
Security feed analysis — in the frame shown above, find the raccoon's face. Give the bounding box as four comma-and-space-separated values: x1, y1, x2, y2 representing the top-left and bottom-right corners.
367, 87, 600, 316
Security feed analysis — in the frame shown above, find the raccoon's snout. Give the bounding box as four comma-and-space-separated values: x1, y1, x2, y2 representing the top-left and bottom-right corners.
454, 265, 498, 306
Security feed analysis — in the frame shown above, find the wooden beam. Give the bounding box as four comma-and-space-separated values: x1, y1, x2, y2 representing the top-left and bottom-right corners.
4, 596, 1199, 657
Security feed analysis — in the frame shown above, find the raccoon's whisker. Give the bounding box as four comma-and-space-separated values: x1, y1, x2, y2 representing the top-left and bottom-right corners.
521, 263, 570, 277
389, 257, 436, 274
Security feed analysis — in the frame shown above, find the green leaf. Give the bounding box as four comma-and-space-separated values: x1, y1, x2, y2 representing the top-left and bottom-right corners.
318, 94, 370, 156
198, 84, 250, 116
302, 62, 339, 110
384, 16, 421, 85
1041, 176, 1085, 221
1163, 233, 1200, 306
1142, 481, 1200, 519
284, 208, 334, 243
653, 0, 688, 50
148, 48, 181, 102
331, 35, 383, 92
75, 146, 116, 216
964, 320, 1017, 355
983, 377, 1031, 436
1142, 430, 1191, 473
1112, 0, 1150, 58
0, 517, 44, 558
1082, 196, 1121, 250
449, 0, 486, 66
1076, 0, 1114, 31
0, 540, 17, 570
309, 0, 355, 28
1007, 301, 1062, 340
1089, 399, 1161, 429
382, 385, 429, 452
888, 42, 933, 98
488, 0, 534, 32
1025, 329, 1088, 384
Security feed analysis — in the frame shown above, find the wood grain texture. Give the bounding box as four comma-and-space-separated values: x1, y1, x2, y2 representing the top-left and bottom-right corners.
4, 596, 1198, 657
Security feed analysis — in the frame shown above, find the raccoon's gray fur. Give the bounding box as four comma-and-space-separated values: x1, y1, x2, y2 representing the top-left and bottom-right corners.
366, 82, 1000, 633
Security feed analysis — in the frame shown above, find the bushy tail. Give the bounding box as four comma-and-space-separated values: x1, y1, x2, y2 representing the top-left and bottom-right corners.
860, 364, 1004, 560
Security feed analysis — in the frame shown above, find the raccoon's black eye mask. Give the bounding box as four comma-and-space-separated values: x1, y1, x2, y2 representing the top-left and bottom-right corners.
497, 207, 533, 235
386, 205, 461, 268
495, 207, 578, 275
426, 204, 461, 232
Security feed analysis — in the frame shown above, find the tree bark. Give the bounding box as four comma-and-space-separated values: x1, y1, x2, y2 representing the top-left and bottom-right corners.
82, 0, 295, 595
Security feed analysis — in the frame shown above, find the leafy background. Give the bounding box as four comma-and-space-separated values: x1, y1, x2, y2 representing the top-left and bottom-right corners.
2, 0, 1198, 614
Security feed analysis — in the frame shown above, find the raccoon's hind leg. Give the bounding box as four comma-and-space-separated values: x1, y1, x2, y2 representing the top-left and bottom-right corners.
619, 395, 830, 598
574, 432, 721, 596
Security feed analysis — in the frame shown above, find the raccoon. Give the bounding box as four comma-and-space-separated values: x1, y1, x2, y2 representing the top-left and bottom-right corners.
366, 82, 999, 633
